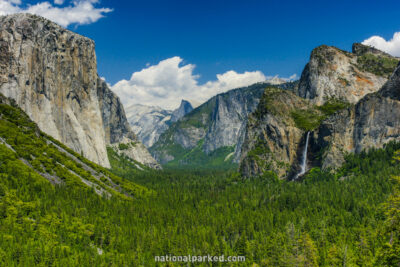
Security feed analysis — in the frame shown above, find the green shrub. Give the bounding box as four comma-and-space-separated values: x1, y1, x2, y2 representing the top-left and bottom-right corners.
118, 143, 130, 150
357, 53, 399, 77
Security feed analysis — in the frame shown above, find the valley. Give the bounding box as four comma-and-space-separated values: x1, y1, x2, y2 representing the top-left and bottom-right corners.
0, 11, 400, 266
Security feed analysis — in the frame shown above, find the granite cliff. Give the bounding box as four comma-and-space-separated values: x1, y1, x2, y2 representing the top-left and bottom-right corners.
314, 62, 400, 169
0, 13, 159, 169
297, 43, 398, 104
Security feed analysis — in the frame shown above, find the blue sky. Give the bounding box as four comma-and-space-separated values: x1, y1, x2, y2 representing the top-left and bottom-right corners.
75, 0, 400, 84
2, 0, 400, 108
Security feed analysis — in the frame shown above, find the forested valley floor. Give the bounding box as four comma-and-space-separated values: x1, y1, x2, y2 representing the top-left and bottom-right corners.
1, 100, 400, 266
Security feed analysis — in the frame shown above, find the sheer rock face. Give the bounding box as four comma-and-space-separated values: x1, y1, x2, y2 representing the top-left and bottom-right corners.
0, 13, 159, 169
239, 88, 310, 178
315, 63, 400, 169
202, 85, 265, 158
97, 78, 136, 144
297, 44, 398, 105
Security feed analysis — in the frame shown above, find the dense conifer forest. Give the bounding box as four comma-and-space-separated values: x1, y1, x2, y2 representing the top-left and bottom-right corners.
0, 97, 400, 266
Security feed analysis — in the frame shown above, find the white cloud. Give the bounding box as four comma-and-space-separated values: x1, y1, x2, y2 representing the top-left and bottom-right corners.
362, 32, 400, 57
112, 57, 296, 110
0, 0, 112, 27
0, 1, 20, 14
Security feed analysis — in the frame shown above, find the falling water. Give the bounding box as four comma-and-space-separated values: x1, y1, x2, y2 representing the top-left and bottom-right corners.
295, 131, 310, 180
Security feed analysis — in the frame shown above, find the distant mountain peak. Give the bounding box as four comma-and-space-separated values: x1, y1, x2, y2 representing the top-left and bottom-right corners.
125, 99, 194, 147
266, 76, 288, 85
171, 99, 194, 122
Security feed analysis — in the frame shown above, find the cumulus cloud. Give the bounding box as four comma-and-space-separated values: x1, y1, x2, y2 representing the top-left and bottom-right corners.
0, 0, 112, 27
0, 1, 20, 14
362, 32, 400, 57
112, 57, 297, 110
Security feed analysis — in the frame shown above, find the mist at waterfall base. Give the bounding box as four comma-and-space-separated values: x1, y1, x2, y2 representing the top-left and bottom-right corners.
295, 131, 310, 180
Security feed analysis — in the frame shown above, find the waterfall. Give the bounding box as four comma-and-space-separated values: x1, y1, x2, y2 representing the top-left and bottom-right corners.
295, 131, 310, 180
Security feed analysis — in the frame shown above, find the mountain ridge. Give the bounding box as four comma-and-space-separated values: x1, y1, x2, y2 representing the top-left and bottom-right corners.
150, 81, 298, 169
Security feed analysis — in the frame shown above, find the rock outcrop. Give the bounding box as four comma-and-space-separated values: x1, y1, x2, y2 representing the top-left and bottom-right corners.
314, 63, 400, 169
0, 13, 159, 169
297, 43, 398, 105
239, 88, 310, 178
109, 137, 162, 170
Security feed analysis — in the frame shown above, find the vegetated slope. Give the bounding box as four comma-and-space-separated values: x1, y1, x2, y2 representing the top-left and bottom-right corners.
0, 95, 161, 265
0, 94, 150, 198
150, 82, 297, 170
111, 137, 400, 266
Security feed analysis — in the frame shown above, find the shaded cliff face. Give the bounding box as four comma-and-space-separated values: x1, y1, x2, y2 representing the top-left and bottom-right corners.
240, 45, 400, 178
97, 78, 161, 169
297, 44, 398, 105
150, 83, 271, 167
97, 78, 136, 144
0, 13, 159, 169
315, 63, 400, 169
